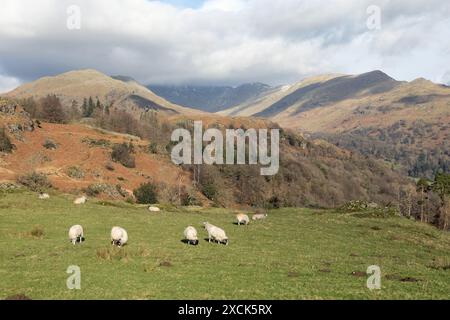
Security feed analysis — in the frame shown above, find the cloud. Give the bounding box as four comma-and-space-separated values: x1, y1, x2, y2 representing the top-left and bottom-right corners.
0, 0, 449, 87
0, 74, 21, 94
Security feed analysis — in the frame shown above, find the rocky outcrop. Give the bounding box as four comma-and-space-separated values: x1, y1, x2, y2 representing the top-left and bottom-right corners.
0, 98, 35, 140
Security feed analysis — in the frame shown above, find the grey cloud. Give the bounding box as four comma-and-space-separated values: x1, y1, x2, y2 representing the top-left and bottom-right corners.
0, 0, 449, 88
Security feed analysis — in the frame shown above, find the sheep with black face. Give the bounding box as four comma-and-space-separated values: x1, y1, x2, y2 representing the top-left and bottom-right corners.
183, 226, 199, 245
111, 226, 128, 247
68, 225, 84, 245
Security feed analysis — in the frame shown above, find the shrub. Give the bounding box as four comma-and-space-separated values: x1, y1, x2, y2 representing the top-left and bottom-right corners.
67, 166, 85, 179
111, 143, 136, 168
148, 142, 158, 154
82, 138, 111, 148
105, 162, 115, 171
267, 195, 282, 209
0, 127, 14, 153
340, 200, 379, 212
85, 183, 127, 199
84, 184, 100, 197
201, 182, 218, 201
42, 139, 57, 150
180, 189, 201, 206
17, 172, 52, 192
134, 182, 158, 204
39, 94, 66, 123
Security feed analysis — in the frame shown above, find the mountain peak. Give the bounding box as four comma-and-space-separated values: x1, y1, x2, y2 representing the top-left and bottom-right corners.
4, 69, 202, 116
357, 70, 396, 82
60, 68, 108, 78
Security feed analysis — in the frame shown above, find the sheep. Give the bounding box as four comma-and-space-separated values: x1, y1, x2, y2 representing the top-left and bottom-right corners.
183, 226, 199, 245
236, 213, 250, 225
38, 192, 50, 199
252, 213, 268, 221
148, 206, 161, 212
203, 222, 228, 245
111, 226, 128, 247
73, 196, 87, 205
68, 225, 84, 245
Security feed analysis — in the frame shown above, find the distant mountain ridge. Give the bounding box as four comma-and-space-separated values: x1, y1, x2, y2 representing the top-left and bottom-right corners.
255, 71, 400, 117
3, 69, 202, 117
219, 70, 450, 177
148, 83, 276, 112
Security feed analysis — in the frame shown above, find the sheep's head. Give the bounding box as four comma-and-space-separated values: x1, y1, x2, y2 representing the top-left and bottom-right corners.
203, 222, 208, 229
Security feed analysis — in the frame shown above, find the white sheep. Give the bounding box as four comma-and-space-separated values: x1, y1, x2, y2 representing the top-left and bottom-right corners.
252, 213, 268, 221
183, 226, 199, 245
68, 225, 84, 245
148, 206, 161, 212
73, 196, 87, 205
236, 213, 250, 225
111, 226, 128, 247
203, 222, 228, 245
38, 193, 50, 199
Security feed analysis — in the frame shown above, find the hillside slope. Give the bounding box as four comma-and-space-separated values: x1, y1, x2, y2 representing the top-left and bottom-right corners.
1, 193, 449, 299
0, 98, 196, 200
4, 69, 203, 117
149, 83, 276, 113
221, 71, 450, 177
219, 74, 344, 117
0, 98, 411, 208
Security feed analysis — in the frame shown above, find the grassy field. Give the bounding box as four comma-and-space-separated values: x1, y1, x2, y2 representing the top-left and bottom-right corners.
0, 190, 449, 300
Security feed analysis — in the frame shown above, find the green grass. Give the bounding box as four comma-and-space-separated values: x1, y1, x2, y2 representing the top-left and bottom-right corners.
0, 191, 449, 300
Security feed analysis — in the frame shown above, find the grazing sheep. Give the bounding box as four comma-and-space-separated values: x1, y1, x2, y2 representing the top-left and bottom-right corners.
203, 222, 228, 245
68, 225, 84, 245
73, 196, 87, 205
183, 226, 199, 245
111, 226, 128, 247
148, 206, 161, 212
236, 213, 250, 225
252, 213, 268, 221
38, 193, 50, 199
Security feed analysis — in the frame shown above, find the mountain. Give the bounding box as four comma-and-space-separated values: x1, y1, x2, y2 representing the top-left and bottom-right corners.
148, 83, 276, 112
220, 71, 399, 118
218, 74, 345, 117
221, 71, 450, 178
3, 69, 202, 116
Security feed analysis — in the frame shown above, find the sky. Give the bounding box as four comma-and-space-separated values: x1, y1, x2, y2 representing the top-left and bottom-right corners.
0, 0, 449, 93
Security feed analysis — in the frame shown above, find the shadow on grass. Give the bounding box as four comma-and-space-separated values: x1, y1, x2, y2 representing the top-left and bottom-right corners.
202, 238, 228, 245
180, 239, 199, 246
